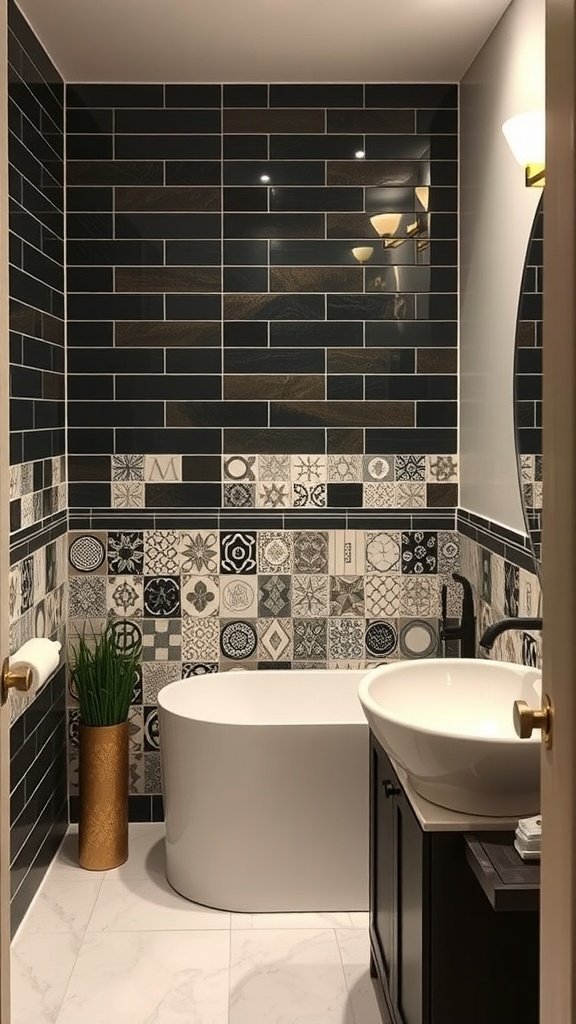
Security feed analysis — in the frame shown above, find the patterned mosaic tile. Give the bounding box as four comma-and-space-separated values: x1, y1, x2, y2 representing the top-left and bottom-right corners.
181, 575, 220, 617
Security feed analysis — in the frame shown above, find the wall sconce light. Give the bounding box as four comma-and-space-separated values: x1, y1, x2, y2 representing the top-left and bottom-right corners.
351, 246, 374, 263
370, 213, 403, 248
502, 111, 545, 187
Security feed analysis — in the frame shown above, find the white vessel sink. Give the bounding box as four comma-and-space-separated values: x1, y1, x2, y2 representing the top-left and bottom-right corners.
358, 659, 542, 816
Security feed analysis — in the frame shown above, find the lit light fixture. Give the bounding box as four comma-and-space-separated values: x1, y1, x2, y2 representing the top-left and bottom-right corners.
351, 246, 374, 263
415, 186, 429, 211
260, 174, 271, 183
355, 150, 365, 159
369, 212, 403, 248
502, 111, 545, 187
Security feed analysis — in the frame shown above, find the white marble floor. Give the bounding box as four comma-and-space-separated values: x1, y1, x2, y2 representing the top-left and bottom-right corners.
11, 824, 381, 1024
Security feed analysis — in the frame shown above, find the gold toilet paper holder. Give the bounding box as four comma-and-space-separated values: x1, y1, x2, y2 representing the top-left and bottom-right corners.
1, 657, 33, 705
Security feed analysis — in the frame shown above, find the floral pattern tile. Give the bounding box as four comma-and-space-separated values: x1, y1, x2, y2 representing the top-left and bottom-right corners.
291, 575, 329, 617
293, 618, 328, 659
258, 575, 291, 618
179, 531, 219, 574
144, 531, 180, 575
107, 575, 143, 617
108, 532, 145, 575
257, 531, 292, 574
330, 576, 364, 616
293, 531, 328, 574
181, 575, 219, 617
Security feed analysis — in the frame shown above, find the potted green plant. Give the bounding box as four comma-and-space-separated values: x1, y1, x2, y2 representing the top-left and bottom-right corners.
71, 618, 141, 870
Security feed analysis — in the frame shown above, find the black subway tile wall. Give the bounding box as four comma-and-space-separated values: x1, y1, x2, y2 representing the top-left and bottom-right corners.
516, 200, 542, 559
66, 82, 458, 519
8, 0, 67, 927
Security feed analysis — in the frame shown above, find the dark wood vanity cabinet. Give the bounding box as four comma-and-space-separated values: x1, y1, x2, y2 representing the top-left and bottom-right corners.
369, 734, 539, 1024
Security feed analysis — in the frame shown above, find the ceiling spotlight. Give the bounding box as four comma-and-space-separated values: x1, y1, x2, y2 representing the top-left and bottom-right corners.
260, 174, 271, 183
355, 150, 365, 159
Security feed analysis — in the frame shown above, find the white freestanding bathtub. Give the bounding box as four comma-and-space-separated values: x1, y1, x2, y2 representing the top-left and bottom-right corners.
158, 669, 369, 912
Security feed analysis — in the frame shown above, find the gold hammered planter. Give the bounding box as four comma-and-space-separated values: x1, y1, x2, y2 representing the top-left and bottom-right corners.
79, 722, 129, 870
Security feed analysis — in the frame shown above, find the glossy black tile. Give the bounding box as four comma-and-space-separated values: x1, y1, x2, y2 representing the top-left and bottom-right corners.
328, 109, 415, 133
67, 84, 164, 107
66, 108, 114, 133
328, 294, 416, 321
223, 267, 268, 292
365, 320, 457, 347
271, 186, 364, 212
166, 349, 221, 373
116, 266, 221, 293
116, 108, 221, 134
328, 349, 415, 373
181, 455, 221, 480
66, 186, 113, 212
118, 321, 218, 349
365, 374, 456, 400
67, 321, 113, 346
224, 84, 268, 107
224, 186, 267, 211
270, 321, 363, 347
69, 401, 164, 427
165, 161, 221, 185
67, 239, 164, 266
67, 266, 113, 292
68, 348, 164, 373
224, 161, 325, 186
165, 294, 221, 319
164, 85, 222, 107
224, 213, 324, 239
116, 374, 221, 400
327, 483, 363, 506
365, 85, 457, 108
66, 213, 113, 238
327, 375, 363, 399
224, 240, 268, 265
270, 135, 364, 160
68, 482, 111, 505
223, 134, 269, 159
366, 427, 457, 453
115, 213, 221, 239
115, 135, 221, 159
224, 321, 268, 347
166, 240, 222, 265
416, 108, 458, 133
167, 401, 267, 427
67, 293, 163, 320
270, 400, 413, 428
416, 401, 458, 427
68, 374, 113, 400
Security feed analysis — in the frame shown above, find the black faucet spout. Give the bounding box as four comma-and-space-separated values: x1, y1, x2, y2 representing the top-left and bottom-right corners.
479, 617, 543, 651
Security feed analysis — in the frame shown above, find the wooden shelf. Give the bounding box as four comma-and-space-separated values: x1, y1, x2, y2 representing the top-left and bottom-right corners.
465, 832, 540, 912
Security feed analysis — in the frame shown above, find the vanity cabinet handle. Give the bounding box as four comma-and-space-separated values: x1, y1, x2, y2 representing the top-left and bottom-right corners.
383, 780, 400, 799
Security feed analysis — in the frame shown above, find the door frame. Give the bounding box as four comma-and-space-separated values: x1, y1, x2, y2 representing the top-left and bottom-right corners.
541, 1, 576, 1019
0, 0, 12, 1016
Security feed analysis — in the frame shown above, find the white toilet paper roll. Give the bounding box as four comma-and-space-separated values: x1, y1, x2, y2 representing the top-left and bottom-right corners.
10, 638, 62, 689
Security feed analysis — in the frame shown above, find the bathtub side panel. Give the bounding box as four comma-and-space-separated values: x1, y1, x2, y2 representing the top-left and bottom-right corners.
159, 711, 369, 912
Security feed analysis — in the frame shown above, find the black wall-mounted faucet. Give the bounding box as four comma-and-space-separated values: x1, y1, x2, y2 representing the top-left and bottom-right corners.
440, 573, 476, 658
480, 618, 543, 651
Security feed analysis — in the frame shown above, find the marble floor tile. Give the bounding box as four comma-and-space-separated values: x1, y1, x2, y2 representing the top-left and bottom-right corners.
349, 911, 370, 928
87, 876, 230, 932
230, 911, 354, 930
229, 928, 354, 1024
11, 932, 80, 1024
20, 877, 104, 939
45, 829, 104, 881
104, 823, 166, 880
55, 930, 230, 1024
336, 929, 382, 1024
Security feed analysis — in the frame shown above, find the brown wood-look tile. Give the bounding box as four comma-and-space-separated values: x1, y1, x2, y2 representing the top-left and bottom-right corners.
270, 266, 363, 293
327, 349, 415, 373
115, 321, 221, 347
223, 293, 324, 321
327, 109, 415, 133
225, 374, 325, 400
115, 186, 220, 212
116, 267, 221, 293
327, 428, 364, 453
270, 401, 414, 428
223, 109, 324, 133
327, 213, 377, 238
223, 428, 326, 453
416, 349, 458, 374
327, 161, 419, 186
426, 483, 458, 507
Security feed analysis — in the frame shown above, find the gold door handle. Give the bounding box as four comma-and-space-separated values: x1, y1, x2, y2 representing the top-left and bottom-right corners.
513, 693, 553, 748
1, 657, 33, 705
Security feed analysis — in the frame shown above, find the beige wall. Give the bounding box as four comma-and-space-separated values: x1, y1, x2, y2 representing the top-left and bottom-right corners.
459, 0, 544, 531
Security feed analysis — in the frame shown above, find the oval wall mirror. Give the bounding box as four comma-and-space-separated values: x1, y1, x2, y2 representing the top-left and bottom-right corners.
514, 195, 543, 575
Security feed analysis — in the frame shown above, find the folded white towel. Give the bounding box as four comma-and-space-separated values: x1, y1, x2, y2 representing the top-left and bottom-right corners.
517, 815, 542, 839
514, 838, 541, 862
